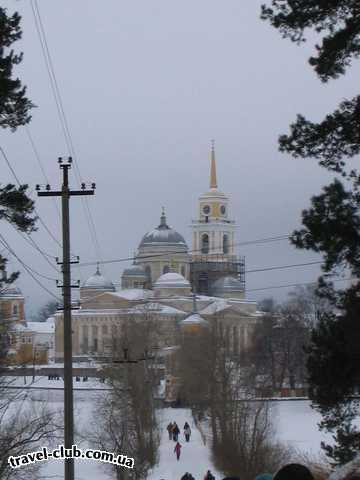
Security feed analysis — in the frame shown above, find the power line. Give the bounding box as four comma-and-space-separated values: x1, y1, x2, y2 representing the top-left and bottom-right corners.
24, 128, 84, 281
25, 125, 62, 222
0, 234, 57, 281
246, 277, 352, 293
30, 0, 102, 264
245, 260, 322, 274
0, 234, 60, 300
14, 228, 57, 260
0, 145, 61, 272
78, 234, 292, 267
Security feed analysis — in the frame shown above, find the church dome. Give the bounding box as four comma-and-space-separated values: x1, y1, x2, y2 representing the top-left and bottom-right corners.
122, 264, 147, 278
83, 266, 115, 291
154, 272, 190, 290
139, 211, 187, 248
212, 276, 243, 296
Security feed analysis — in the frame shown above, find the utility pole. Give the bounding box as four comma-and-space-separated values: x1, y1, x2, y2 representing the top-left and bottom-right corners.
36, 157, 95, 480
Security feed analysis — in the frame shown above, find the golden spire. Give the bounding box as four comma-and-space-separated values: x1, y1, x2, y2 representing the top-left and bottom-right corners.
210, 139, 217, 190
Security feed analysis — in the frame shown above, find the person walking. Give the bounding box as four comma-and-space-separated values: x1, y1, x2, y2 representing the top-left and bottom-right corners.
174, 441, 182, 461
184, 422, 191, 442
172, 422, 180, 441
204, 470, 215, 480
166, 422, 173, 440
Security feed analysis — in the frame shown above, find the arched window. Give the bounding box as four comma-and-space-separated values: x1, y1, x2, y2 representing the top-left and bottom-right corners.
145, 265, 152, 287
181, 266, 186, 277
163, 265, 170, 274
13, 304, 18, 316
223, 234, 229, 254
199, 272, 209, 294
201, 234, 209, 254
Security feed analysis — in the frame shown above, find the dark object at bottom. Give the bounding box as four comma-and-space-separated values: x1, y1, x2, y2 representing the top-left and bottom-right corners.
274, 463, 313, 480
222, 477, 241, 480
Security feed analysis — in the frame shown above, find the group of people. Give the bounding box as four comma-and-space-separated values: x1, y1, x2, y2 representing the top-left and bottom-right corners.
172, 463, 319, 480
180, 471, 215, 480
166, 421, 192, 461
167, 421, 191, 443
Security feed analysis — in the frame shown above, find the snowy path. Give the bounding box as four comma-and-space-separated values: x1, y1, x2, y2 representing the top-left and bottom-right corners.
147, 408, 224, 480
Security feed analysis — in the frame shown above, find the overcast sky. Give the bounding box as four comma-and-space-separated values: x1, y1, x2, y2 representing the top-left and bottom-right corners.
1, 0, 358, 315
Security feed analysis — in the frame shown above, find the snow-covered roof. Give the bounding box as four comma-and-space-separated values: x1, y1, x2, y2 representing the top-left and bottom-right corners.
129, 302, 186, 315
0, 285, 23, 298
180, 313, 209, 328
200, 298, 230, 315
154, 272, 190, 289
11, 323, 31, 333
27, 319, 55, 334
106, 289, 154, 301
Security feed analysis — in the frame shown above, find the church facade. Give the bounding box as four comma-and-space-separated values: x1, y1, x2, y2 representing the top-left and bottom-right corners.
54, 145, 260, 362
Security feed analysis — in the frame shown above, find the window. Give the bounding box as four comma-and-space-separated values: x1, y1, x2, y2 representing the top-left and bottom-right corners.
102, 325, 108, 335
201, 234, 209, 254
181, 266, 186, 277
163, 265, 170, 274
145, 265, 152, 286
223, 234, 229, 254
13, 304, 18, 316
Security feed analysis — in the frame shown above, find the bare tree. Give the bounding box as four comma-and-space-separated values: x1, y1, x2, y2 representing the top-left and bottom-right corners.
251, 303, 311, 393
0, 382, 59, 480
177, 315, 289, 479
90, 315, 160, 480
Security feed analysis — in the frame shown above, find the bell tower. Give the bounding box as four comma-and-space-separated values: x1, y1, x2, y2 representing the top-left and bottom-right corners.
190, 141, 245, 295
192, 141, 236, 258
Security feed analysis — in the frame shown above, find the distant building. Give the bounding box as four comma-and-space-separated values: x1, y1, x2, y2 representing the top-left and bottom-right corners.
0, 285, 54, 365
53, 144, 262, 364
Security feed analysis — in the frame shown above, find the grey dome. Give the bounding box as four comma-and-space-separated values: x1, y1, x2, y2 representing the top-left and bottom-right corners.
122, 264, 147, 278
83, 266, 115, 291
212, 276, 243, 295
139, 211, 187, 248
154, 272, 190, 289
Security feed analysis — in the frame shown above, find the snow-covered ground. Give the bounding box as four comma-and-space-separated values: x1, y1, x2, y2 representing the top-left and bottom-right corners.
4, 378, 360, 479
147, 408, 223, 480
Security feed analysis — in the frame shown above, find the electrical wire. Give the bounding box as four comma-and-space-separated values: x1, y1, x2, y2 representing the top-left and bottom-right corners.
30, 0, 102, 264
24, 128, 84, 284
0, 234, 57, 281
0, 234, 60, 300
0, 145, 60, 272
78, 234, 292, 268
25, 125, 62, 222
246, 277, 352, 293
245, 260, 322, 274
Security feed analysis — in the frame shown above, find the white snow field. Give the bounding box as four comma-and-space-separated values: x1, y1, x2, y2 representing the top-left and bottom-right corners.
3, 378, 360, 479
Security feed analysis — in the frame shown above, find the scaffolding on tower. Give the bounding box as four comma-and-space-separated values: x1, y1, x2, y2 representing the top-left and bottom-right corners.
190, 254, 245, 296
